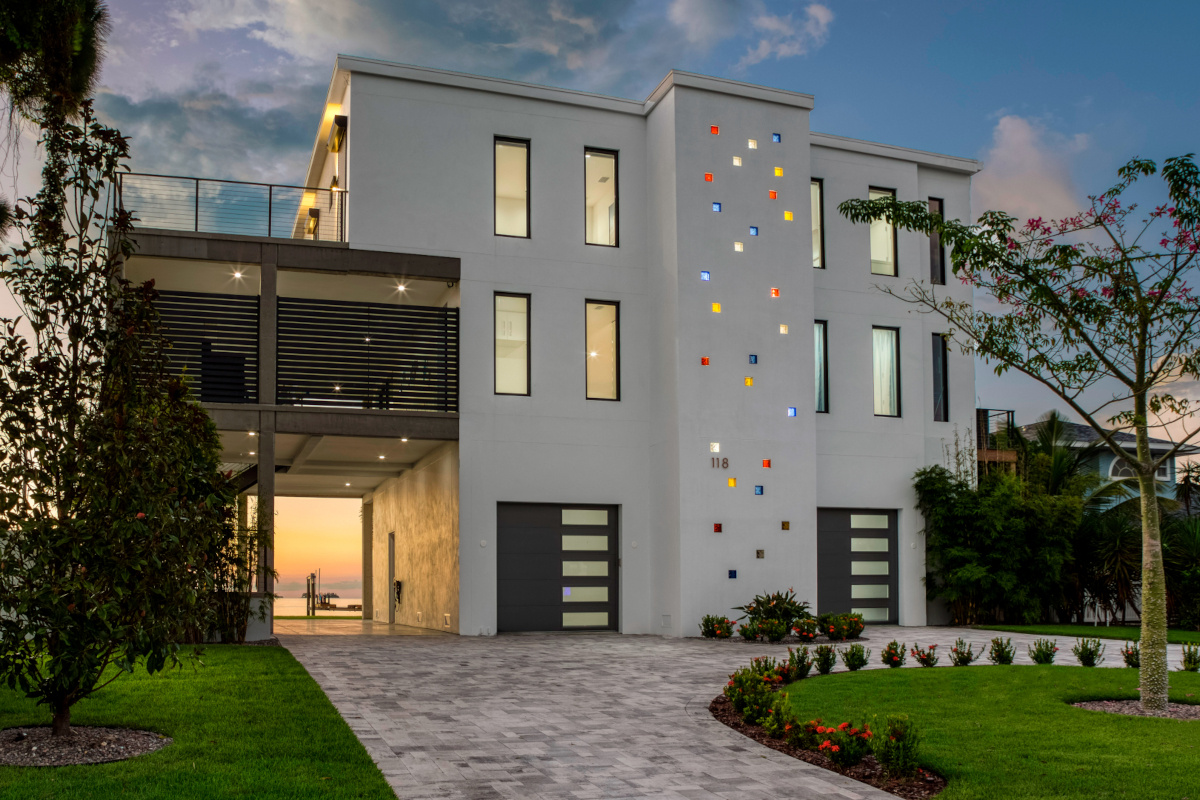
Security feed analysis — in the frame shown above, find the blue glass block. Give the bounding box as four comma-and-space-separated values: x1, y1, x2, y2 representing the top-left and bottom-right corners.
701, 270, 711, 281
749, 354, 758, 364
728, 570, 737, 579
749, 226, 759, 236
787, 407, 797, 417
755, 485, 764, 495
713, 202, 722, 212
772, 133, 781, 143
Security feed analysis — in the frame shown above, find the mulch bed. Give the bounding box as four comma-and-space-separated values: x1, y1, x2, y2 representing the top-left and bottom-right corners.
709, 695, 945, 799
1073, 699, 1200, 719
242, 637, 282, 646
0, 726, 171, 767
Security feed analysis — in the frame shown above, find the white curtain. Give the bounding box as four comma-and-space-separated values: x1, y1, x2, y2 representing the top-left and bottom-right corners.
814, 322, 827, 412
873, 328, 898, 416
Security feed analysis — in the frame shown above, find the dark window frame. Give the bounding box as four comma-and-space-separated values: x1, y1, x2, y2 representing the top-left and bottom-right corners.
584, 147, 619, 248
494, 291, 531, 396
872, 325, 902, 418
868, 186, 898, 277
929, 197, 946, 285
812, 178, 826, 269
585, 299, 621, 402
932, 333, 949, 422
815, 319, 829, 413
494, 136, 531, 239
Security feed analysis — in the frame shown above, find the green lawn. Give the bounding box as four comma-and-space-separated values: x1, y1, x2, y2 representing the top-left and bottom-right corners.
785, 665, 1200, 800
975, 623, 1200, 645
0, 646, 394, 800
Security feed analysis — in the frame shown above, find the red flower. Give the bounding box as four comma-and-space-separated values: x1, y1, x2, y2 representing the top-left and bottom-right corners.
831, 745, 840, 753
136, 512, 146, 519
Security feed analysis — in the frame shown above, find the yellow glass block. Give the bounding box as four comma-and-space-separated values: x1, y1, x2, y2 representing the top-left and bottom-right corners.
744, 376, 753, 386
774, 167, 783, 177
712, 302, 722, 313
728, 477, 737, 488
779, 324, 789, 334
784, 210, 794, 221
732, 156, 742, 166
734, 241, 744, 252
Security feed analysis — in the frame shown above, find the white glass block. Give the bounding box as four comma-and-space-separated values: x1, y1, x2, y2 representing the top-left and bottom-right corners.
563, 561, 609, 577
562, 508, 608, 525
710, 442, 720, 453
851, 538, 889, 552
851, 607, 890, 622
563, 586, 608, 603
852, 584, 890, 599
563, 611, 609, 627
851, 561, 889, 576
850, 514, 889, 529
562, 535, 608, 551
732, 156, 742, 166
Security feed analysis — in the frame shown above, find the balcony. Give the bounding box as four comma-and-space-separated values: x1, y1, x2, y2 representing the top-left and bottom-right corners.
118, 173, 347, 243
976, 408, 1018, 473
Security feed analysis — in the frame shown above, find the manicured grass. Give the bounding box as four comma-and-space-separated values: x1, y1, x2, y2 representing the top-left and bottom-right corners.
785, 665, 1200, 800
0, 646, 393, 800
275, 616, 364, 620
975, 623, 1200, 645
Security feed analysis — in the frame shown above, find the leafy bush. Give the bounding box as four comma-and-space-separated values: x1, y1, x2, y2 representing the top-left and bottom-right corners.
785, 717, 826, 750
1028, 638, 1059, 664
988, 636, 1016, 665
881, 640, 906, 668
783, 646, 814, 681
839, 644, 871, 671
910, 643, 940, 667
816, 721, 874, 767
792, 618, 818, 642
760, 618, 788, 642
816, 612, 866, 641
1121, 641, 1140, 668
950, 638, 980, 666
734, 588, 812, 629
760, 691, 794, 737
814, 644, 837, 675
738, 621, 759, 641
1072, 637, 1106, 667
872, 715, 921, 778
842, 613, 866, 639
1181, 643, 1200, 672
699, 614, 734, 638
724, 665, 776, 722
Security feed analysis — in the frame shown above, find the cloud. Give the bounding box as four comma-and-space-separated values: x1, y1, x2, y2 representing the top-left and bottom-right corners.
972, 115, 1090, 223
668, 0, 743, 47
736, 3, 833, 69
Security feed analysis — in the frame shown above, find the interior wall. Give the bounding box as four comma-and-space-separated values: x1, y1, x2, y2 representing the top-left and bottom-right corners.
371, 441, 460, 632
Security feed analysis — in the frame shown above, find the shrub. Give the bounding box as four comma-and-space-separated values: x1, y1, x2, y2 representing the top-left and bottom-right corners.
734, 588, 812, 629
819, 613, 865, 641
910, 643, 940, 667
785, 717, 825, 750
783, 646, 814, 681
872, 714, 921, 778
988, 636, 1016, 665
792, 618, 818, 642
817, 721, 874, 767
1028, 638, 1059, 664
760, 691, 795, 737
760, 618, 788, 642
839, 643, 871, 671
738, 621, 759, 641
1072, 637, 1106, 667
949, 638, 980, 666
843, 613, 866, 639
1120, 641, 1140, 668
1181, 643, 1200, 672
881, 640, 907, 668
724, 666, 776, 722
814, 644, 837, 675
699, 614, 734, 638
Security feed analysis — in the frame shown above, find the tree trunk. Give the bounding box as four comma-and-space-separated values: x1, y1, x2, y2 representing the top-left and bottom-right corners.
1136, 426, 1169, 714
51, 699, 71, 737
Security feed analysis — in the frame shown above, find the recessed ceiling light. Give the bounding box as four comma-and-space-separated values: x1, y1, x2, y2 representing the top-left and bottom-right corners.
233, 271, 243, 278
378, 455, 386, 459
400, 438, 408, 442
345, 482, 351, 487
248, 431, 256, 437
396, 284, 406, 292
249, 451, 255, 456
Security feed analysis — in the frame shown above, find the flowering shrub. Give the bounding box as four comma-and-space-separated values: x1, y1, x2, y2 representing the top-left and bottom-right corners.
785, 717, 825, 750
738, 620, 759, 641
814, 644, 837, 675
817, 721, 874, 767
988, 636, 1016, 665
760, 691, 794, 737
910, 643, 939, 667
842, 613, 866, 639
949, 638, 980, 666
839, 643, 871, 671
1182, 643, 1200, 672
724, 665, 777, 722
792, 618, 818, 642
783, 646, 814, 681
818, 613, 866, 641
1028, 638, 1059, 664
1072, 637, 1106, 667
699, 614, 734, 638
1120, 641, 1140, 668
759, 618, 789, 642
881, 640, 906, 668
733, 588, 812, 630
872, 714, 921, 778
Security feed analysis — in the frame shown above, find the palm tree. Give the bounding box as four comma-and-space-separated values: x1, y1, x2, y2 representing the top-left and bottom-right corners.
1176, 462, 1200, 517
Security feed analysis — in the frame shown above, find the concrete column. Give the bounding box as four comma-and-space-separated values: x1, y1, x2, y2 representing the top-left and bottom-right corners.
259, 245, 278, 405
258, 411, 276, 633
362, 498, 374, 621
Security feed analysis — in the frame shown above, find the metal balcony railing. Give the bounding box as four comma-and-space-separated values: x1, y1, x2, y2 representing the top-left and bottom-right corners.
118, 173, 346, 242
976, 408, 1017, 451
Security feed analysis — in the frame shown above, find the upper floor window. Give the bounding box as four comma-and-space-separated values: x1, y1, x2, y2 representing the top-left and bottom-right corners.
495, 137, 530, 238
815, 320, 828, 412
585, 149, 618, 246
586, 300, 619, 400
811, 179, 825, 269
495, 293, 530, 395
929, 197, 946, 284
869, 188, 897, 276
932, 333, 949, 422
1110, 457, 1170, 481
872, 326, 900, 417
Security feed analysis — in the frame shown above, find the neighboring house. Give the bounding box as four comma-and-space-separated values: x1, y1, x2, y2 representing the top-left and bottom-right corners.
118, 57, 979, 636
1016, 419, 1199, 490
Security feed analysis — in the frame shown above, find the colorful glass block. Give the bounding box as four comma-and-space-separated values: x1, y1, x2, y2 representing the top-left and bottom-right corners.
748, 355, 758, 364
732, 156, 742, 166
748, 139, 758, 149
769, 190, 777, 199
749, 226, 758, 236
774, 167, 783, 177
714, 523, 723, 533
704, 172, 713, 182
770, 287, 780, 297
712, 302, 721, 313
711, 125, 720, 135
728, 477, 737, 487
701, 270, 711, 280
701, 356, 710, 366
772, 133, 782, 143
779, 324, 789, 334
744, 376, 753, 386
754, 485, 764, 495
734, 242, 744, 252
781, 520, 790, 530
712, 202, 722, 212
763, 459, 772, 468
787, 407, 797, 417
729, 570, 737, 579
784, 210, 794, 221
710, 442, 720, 452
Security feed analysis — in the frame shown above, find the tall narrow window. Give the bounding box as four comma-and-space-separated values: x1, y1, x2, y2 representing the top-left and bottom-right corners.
872, 327, 900, 417
869, 188, 896, 275
932, 333, 949, 421
586, 301, 619, 400
815, 320, 828, 412
495, 293, 530, 395
495, 137, 529, 237
811, 179, 825, 269
929, 197, 945, 284
585, 149, 618, 246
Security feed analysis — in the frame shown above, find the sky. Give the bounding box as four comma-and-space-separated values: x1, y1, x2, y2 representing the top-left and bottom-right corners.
273, 497, 362, 597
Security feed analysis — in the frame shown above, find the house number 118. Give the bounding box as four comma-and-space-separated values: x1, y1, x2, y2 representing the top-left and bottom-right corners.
711, 457, 728, 468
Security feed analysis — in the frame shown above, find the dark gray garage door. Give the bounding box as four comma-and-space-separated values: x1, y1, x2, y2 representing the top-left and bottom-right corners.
497, 503, 618, 632
817, 509, 898, 624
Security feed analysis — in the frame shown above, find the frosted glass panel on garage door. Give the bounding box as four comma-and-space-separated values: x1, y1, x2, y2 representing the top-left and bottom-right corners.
562, 509, 608, 525
850, 514, 889, 528
852, 607, 890, 622
851, 538, 888, 552
851, 561, 889, 575
563, 586, 608, 603
852, 584, 889, 599
563, 535, 608, 551
563, 561, 609, 577
563, 612, 608, 627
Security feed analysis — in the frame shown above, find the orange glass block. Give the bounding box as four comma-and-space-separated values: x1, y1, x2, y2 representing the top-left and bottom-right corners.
701, 356, 710, 365
744, 376, 754, 386
763, 459, 772, 468
712, 302, 722, 313
769, 190, 777, 199
728, 477, 737, 488
770, 287, 780, 298
704, 172, 713, 182
783, 210, 794, 221
711, 125, 720, 135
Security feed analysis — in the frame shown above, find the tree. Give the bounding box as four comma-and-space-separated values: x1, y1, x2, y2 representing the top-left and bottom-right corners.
1176, 462, 1200, 517
840, 154, 1200, 713
0, 102, 235, 736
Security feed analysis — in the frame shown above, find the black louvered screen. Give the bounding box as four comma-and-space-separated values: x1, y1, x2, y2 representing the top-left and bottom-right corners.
155, 290, 260, 404
276, 297, 458, 413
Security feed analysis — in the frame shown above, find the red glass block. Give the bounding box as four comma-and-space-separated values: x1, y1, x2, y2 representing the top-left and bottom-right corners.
769, 190, 777, 199
770, 288, 780, 298
762, 459, 771, 468
710, 125, 720, 135
713, 523, 723, 532
704, 172, 713, 182
701, 356, 710, 366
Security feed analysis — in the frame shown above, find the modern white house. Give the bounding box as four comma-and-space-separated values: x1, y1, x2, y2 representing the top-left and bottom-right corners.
119, 57, 979, 637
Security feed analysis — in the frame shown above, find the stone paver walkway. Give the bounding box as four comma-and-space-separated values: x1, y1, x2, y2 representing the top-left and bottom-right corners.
279, 624, 1190, 799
